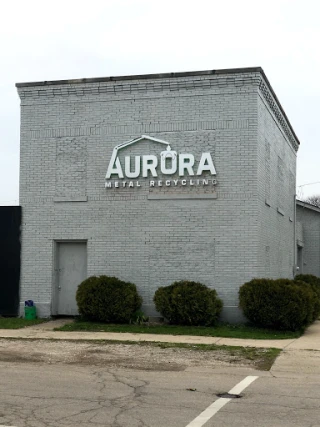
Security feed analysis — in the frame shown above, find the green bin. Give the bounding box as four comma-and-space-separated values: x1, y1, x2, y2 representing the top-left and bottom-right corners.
25, 306, 37, 320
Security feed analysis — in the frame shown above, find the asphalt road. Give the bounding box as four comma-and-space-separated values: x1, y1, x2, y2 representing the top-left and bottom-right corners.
0, 340, 319, 427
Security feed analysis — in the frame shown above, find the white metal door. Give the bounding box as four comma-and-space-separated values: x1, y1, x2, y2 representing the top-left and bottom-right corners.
55, 242, 87, 315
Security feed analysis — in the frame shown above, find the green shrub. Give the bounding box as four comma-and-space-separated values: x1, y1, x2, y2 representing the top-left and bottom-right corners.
130, 309, 149, 325
239, 278, 315, 331
153, 282, 179, 323
295, 274, 320, 321
76, 275, 142, 323
153, 280, 223, 326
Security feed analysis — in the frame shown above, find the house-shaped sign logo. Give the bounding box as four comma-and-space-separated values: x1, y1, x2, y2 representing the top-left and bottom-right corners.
105, 135, 217, 188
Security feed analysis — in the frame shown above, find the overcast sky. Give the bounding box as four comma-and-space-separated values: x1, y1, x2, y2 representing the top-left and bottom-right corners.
1, 0, 319, 204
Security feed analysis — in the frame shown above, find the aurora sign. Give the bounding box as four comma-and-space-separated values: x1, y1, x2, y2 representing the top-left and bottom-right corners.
105, 135, 217, 188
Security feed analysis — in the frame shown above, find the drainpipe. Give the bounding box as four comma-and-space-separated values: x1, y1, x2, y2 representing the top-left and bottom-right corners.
293, 192, 297, 277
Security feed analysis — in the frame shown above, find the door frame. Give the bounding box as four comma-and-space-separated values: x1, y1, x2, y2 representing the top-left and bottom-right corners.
297, 244, 304, 275
51, 239, 88, 315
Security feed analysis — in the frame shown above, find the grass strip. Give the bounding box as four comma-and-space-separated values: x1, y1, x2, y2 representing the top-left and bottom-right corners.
0, 318, 48, 329
55, 320, 301, 340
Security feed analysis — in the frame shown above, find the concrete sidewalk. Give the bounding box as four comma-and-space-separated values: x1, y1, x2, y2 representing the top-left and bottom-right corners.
1, 319, 320, 350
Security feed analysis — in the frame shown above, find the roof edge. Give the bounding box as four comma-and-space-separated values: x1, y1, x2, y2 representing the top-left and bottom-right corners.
15, 67, 263, 88
296, 200, 320, 214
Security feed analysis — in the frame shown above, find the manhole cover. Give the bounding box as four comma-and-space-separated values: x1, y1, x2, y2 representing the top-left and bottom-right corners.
217, 393, 242, 399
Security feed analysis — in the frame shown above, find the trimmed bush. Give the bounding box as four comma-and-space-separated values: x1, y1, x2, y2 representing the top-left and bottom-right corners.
76, 275, 142, 323
153, 280, 223, 326
295, 274, 320, 321
239, 278, 315, 331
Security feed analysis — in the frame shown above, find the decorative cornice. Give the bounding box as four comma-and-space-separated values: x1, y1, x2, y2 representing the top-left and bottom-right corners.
16, 67, 300, 150
258, 79, 299, 151
17, 73, 261, 100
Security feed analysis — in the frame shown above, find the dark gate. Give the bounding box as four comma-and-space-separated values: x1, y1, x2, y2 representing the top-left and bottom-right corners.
0, 206, 21, 316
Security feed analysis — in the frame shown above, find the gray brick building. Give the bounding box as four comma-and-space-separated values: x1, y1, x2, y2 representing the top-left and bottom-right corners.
16, 67, 300, 322
296, 200, 320, 276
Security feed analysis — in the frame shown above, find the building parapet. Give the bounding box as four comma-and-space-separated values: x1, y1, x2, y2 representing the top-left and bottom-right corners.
16, 67, 300, 152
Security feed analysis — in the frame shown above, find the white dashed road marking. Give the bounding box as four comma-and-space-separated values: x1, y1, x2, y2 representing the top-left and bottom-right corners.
185, 375, 259, 427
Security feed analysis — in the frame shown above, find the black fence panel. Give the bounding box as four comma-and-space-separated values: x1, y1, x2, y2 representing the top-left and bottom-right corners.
0, 206, 21, 316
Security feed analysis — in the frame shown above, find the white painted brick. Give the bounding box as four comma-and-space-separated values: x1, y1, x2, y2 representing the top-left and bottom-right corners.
17, 70, 298, 320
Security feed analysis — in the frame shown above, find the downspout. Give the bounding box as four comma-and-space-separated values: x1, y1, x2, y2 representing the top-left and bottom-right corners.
293, 192, 297, 277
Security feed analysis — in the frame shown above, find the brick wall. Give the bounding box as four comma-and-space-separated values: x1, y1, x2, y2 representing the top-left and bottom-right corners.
256, 86, 297, 280
17, 69, 299, 320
